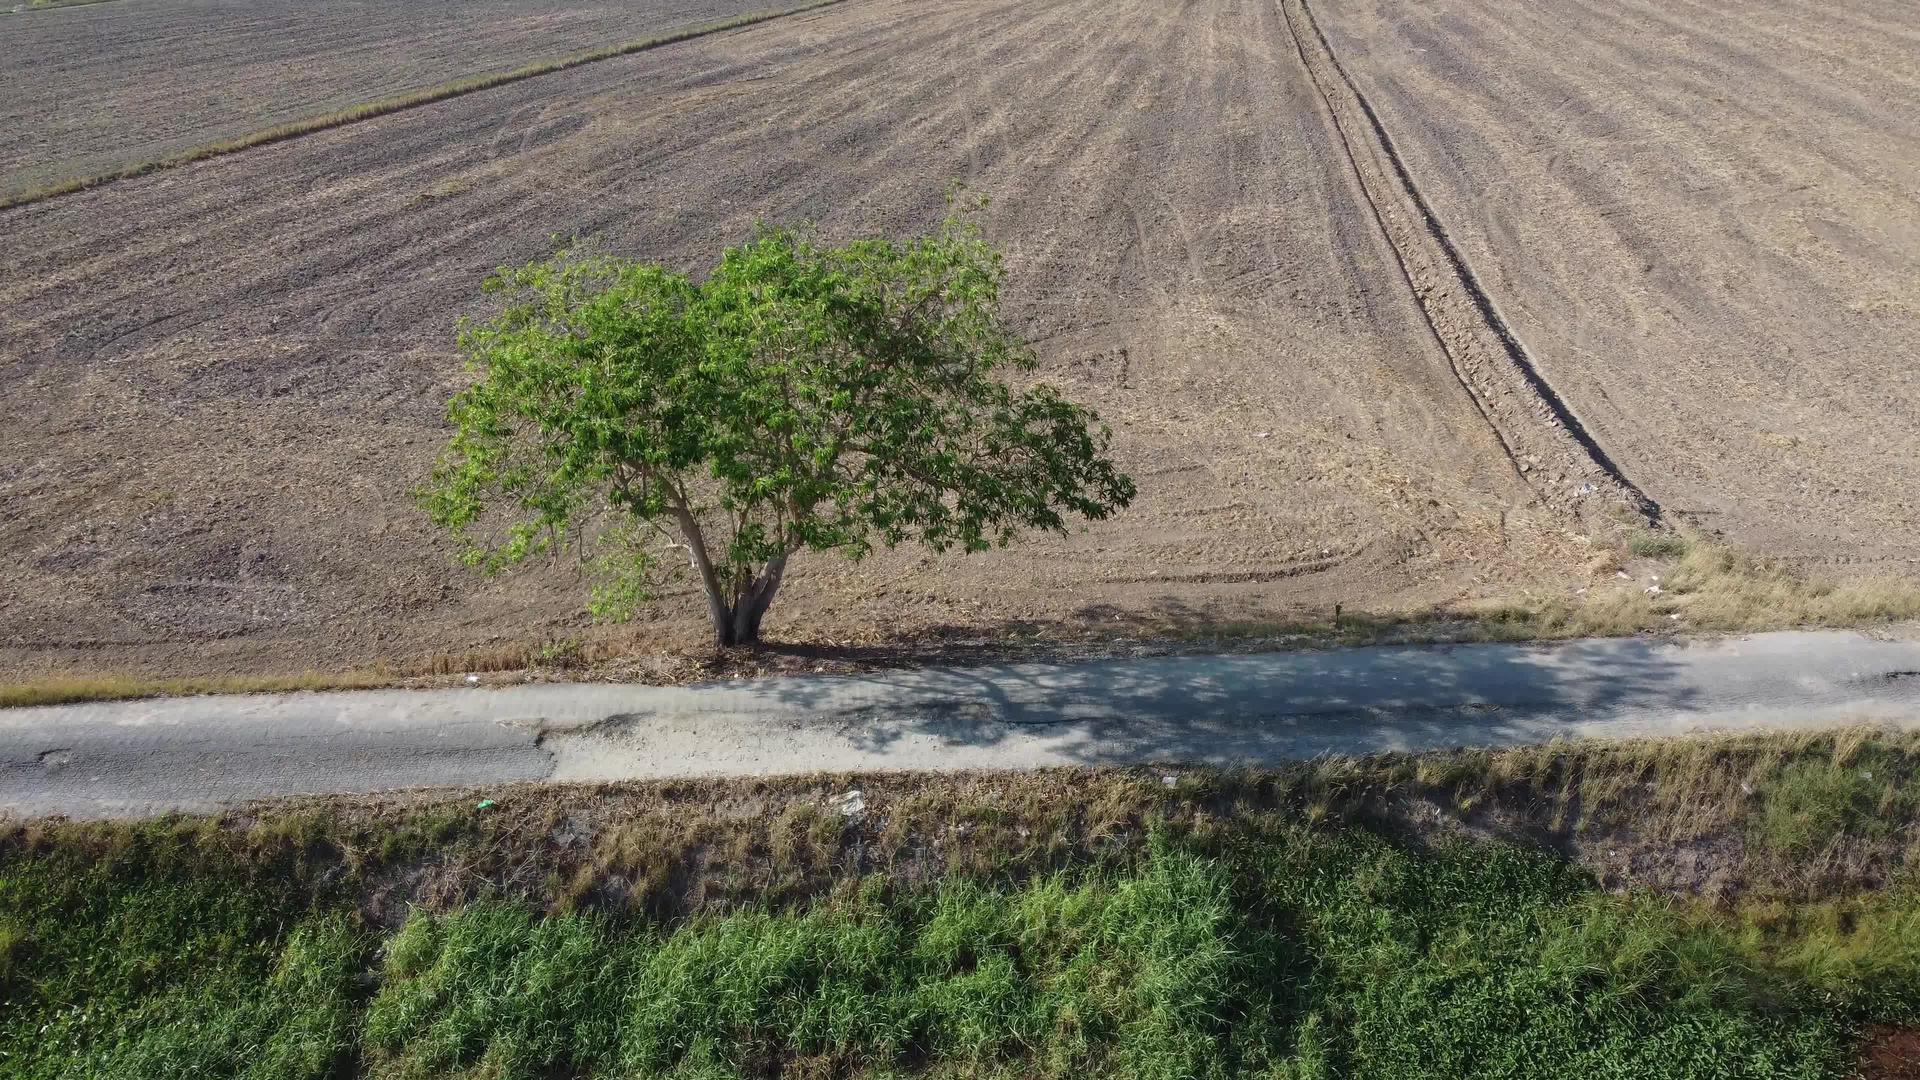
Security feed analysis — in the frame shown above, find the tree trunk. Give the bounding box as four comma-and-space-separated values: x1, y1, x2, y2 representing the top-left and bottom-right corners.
710, 608, 740, 649
666, 504, 737, 649
680, 553, 789, 649
663, 500, 793, 648
729, 554, 789, 646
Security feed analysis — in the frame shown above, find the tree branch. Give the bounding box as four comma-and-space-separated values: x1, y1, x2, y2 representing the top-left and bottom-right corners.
665, 482, 734, 645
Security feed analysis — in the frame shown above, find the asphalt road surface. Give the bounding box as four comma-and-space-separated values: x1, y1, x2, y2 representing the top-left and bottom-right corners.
5, 630, 1920, 819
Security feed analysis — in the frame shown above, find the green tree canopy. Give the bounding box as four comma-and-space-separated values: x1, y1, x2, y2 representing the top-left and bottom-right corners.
423, 210, 1134, 647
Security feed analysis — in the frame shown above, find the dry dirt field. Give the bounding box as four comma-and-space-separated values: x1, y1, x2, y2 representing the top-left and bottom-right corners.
3, 0, 1915, 681
0, 0, 1602, 679
1314, 0, 1920, 569
0, 0, 776, 199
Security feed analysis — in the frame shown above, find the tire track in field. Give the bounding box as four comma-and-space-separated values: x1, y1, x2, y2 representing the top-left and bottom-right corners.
1309, 0, 1920, 567
1279, 0, 1661, 526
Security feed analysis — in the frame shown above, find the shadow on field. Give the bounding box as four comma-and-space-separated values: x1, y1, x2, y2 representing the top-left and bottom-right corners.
744, 593, 1508, 676
742, 628, 1700, 767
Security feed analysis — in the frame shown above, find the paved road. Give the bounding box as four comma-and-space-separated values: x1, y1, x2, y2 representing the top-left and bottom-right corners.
5, 630, 1920, 818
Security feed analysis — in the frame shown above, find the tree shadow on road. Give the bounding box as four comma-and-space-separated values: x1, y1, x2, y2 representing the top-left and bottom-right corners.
739, 627, 1701, 768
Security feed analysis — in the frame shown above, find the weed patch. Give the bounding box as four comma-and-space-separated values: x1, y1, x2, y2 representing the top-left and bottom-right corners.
1755, 754, 1908, 858
1628, 529, 1692, 559
4, 824, 1903, 1079
1455, 534, 1920, 641
0, 859, 368, 1079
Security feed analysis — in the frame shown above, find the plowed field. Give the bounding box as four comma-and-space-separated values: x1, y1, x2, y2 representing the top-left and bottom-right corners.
5, 0, 1915, 681
1314, 0, 1920, 568
0, 0, 1584, 678
0, 0, 778, 199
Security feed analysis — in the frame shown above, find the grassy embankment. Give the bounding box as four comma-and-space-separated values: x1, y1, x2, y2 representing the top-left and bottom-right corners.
7, 731, 1920, 1078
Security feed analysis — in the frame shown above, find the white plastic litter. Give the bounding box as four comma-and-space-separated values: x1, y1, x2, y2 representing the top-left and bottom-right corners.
833, 789, 867, 818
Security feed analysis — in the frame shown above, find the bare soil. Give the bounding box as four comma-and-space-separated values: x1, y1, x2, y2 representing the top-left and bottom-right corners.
0, 0, 777, 199
1864, 1027, 1920, 1080
1313, 0, 1920, 570
0, 0, 1602, 679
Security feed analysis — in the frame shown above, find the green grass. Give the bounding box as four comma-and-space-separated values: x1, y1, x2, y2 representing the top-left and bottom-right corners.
1754, 750, 1910, 858
0, 0, 842, 209
11, 733, 1920, 1076
0, 862, 367, 1079
5, 816, 1920, 1077
1627, 529, 1692, 559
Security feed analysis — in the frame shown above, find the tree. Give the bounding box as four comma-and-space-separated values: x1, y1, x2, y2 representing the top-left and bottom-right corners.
422, 209, 1135, 647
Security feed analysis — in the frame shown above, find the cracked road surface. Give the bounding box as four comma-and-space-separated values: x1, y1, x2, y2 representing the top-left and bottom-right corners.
5, 630, 1920, 819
